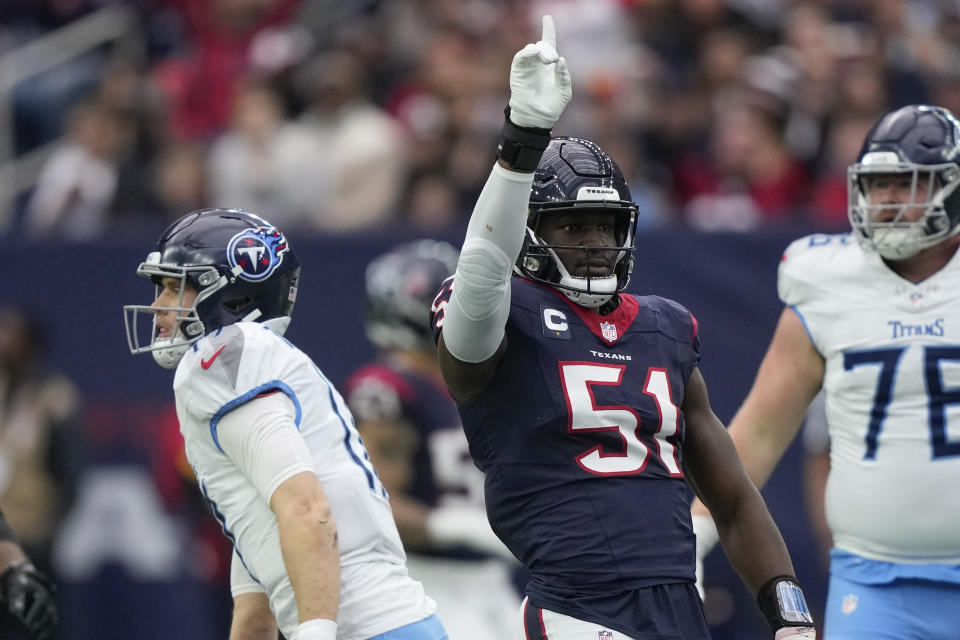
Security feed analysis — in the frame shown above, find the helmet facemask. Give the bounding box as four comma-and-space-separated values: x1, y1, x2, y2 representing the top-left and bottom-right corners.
123, 252, 226, 369
519, 201, 638, 308
848, 154, 960, 260
517, 136, 640, 308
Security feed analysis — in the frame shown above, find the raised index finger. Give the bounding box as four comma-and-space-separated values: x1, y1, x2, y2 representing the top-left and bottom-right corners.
541, 15, 556, 49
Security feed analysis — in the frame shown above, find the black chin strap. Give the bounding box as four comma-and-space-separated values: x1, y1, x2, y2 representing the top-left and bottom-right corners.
597, 295, 621, 316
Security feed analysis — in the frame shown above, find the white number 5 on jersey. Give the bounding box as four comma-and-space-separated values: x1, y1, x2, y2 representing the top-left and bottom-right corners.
559, 362, 683, 476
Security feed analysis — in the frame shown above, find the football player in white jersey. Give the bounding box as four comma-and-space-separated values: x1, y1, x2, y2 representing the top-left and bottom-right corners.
693, 104, 960, 639
124, 208, 447, 640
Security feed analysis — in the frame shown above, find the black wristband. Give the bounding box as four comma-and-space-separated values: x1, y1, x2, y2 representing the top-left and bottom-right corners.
756, 575, 814, 631
495, 106, 552, 172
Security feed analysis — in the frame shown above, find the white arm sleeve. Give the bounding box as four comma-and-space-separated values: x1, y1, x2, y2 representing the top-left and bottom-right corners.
443, 162, 535, 363
217, 392, 316, 505
230, 548, 266, 597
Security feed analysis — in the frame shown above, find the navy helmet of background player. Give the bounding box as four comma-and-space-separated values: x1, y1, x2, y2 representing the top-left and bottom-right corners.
363, 239, 460, 353
124, 208, 299, 369
516, 137, 638, 308
433, 14, 815, 640
848, 104, 960, 260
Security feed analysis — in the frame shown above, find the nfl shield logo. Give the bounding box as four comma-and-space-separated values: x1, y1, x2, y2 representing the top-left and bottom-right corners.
598, 631, 614, 640
841, 593, 858, 614
600, 321, 617, 342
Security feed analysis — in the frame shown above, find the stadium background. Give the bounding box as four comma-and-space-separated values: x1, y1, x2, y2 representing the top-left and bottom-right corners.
4, 227, 826, 639
3, 0, 954, 637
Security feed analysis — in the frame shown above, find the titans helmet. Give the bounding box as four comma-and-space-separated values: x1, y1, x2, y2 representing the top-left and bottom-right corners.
363, 239, 459, 352
515, 137, 638, 307
124, 208, 301, 368
848, 104, 960, 260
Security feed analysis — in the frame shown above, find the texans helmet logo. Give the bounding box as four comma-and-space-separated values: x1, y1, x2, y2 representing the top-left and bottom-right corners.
227, 226, 289, 281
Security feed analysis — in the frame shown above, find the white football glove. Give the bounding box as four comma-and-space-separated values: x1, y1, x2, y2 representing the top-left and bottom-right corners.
775, 627, 816, 640
508, 14, 572, 129
692, 513, 719, 599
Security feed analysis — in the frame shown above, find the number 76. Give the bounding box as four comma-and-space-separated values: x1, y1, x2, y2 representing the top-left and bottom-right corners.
843, 346, 960, 460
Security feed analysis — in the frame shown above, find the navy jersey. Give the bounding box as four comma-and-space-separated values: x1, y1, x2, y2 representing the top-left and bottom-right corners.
344, 359, 489, 560
433, 277, 702, 629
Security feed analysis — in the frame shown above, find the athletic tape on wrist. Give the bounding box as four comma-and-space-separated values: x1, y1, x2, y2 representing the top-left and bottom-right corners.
294, 618, 337, 640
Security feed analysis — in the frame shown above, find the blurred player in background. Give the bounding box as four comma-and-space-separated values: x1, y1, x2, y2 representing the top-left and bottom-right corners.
344, 239, 519, 640
0, 307, 85, 564
125, 208, 446, 640
0, 306, 85, 640
432, 15, 815, 640
693, 104, 960, 639
0, 507, 57, 640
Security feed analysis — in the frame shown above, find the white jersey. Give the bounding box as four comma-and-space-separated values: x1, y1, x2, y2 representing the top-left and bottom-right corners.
173, 322, 435, 639
779, 233, 960, 564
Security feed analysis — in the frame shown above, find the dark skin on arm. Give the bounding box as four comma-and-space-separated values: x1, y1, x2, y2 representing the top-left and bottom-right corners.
681, 368, 797, 595
437, 335, 506, 404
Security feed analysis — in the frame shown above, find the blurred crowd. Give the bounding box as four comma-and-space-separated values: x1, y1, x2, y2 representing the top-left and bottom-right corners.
3, 0, 960, 241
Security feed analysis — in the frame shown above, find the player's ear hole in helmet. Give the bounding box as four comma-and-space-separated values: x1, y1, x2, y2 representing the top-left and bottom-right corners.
848, 104, 960, 260
124, 208, 301, 369
516, 137, 639, 308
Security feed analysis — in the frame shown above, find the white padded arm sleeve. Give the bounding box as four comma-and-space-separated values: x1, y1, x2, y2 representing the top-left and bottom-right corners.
443, 163, 534, 363
217, 392, 316, 505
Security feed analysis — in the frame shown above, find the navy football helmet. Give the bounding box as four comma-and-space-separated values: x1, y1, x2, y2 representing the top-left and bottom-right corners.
363, 239, 459, 352
848, 104, 960, 259
124, 208, 301, 368
516, 137, 638, 307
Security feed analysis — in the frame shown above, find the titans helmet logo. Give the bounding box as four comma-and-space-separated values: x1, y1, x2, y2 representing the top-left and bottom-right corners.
227, 226, 290, 281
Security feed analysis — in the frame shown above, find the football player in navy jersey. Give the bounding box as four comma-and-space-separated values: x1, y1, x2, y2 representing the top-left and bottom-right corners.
344, 239, 520, 640
693, 104, 960, 639
429, 15, 816, 640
